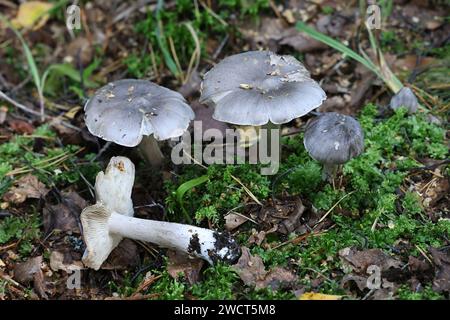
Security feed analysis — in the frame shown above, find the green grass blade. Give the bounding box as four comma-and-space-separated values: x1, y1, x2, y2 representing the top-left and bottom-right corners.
155, 0, 180, 77
296, 21, 381, 77
176, 174, 209, 223
0, 15, 41, 91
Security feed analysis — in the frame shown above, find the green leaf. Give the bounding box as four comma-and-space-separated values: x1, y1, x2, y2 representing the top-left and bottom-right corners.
176, 174, 209, 223
42, 63, 97, 89
296, 21, 381, 77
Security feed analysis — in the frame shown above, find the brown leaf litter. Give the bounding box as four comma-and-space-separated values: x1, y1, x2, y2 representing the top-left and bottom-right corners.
167, 250, 204, 285
232, 247, 297, 290
3, 174, 49, 204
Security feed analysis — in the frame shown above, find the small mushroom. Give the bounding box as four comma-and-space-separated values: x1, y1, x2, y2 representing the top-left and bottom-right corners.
390, 87, 418, 114
84, 79, 194, 167
199, 51, 326, 169
81, 156, 240, 270
303, 112, 364, 181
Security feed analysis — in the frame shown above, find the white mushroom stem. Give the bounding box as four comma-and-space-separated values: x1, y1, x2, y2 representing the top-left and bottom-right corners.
108, 212, 239, 265
138, 135, 164, 167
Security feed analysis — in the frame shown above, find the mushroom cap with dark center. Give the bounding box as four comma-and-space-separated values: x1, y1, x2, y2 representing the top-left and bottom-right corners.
304, 112, 364, 165
199, 51, 326, 126
84, 79, 195, 147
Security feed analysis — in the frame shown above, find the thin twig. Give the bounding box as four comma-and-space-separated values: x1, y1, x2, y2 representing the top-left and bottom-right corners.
0, 90, 42, 117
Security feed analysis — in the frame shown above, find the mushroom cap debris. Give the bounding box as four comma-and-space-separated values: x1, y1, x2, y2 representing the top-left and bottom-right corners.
304, 112, 364, 165
199, 50, 326, 126
84, 79, 195, 147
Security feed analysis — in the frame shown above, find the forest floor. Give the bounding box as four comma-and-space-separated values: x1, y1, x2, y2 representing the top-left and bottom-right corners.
0, 0, 449, 300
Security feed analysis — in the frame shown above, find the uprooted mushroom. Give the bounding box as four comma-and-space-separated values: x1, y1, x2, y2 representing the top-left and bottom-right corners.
81, 156, 241, 270
84, 79, 195, 167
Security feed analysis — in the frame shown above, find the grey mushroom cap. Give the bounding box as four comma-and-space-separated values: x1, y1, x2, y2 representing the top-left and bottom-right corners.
304, 112, 364, 165
199, 51, 326, 126
84, 79, 195, 147
390, 87, 418, 114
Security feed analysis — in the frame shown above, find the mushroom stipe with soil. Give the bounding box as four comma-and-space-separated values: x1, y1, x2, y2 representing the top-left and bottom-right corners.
81, 156, 241, 270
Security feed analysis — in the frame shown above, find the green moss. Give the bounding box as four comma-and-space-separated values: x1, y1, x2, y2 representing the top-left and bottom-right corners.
396, 285, 445, 300
165, 163, 270, 224
163, 103, 448, 299
0, 214, 41, 255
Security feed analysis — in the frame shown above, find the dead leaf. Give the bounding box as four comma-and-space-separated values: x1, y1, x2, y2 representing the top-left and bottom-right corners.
248, 229, 266, 246
225, 213, 248, 231
3, 174, 49, 204
42, 191, 87, 234
429, 247, 450, 293
101, 239, 140, 270
232, 247, 297, 290
13, 256, 48, 299
11, 1, 54, 30
316, 15, 347, 37
299, 292, 342, 300
167, 250, 204, 285
49, 251, 83, 272
257, 197, 309, 235
341, 274, 369, 291
8, 119, 34, 134
339, 247, 403, 274
240, 17, 326, 53
65, 37, 93, 66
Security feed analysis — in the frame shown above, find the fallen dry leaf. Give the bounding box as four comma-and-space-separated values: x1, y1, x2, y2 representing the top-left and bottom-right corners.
225, 212, 248, 231
257, 197, 309, 235
101, 239, 140, 270
240, 17, 326, 53
11, 1, 54, 30
43, 191, 87, 234
8, 119, 34, 134
299, 292, 342, 300
248, 230, 266, 246
339, 247, 403, 273
49, 251, 83, 272
429, 247, 450, 293
167, 250, 204, 285
3, 174, 49, 204
232, 247, 297, 290
13, 256, 48, 299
